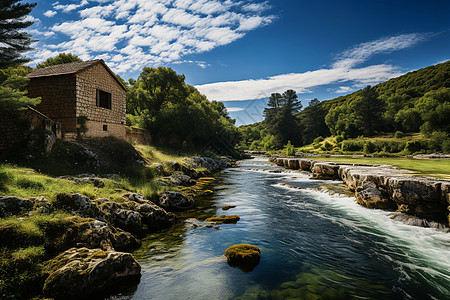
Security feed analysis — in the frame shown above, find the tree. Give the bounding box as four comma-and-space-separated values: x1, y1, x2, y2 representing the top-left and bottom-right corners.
36, 53, 81, 69
264, 89, 302, 147
0, 66, 39, 115
263, 93, 283, 121
353, 85, 383, 136
299, 98, 330, 144
0, 0, 36, 68
126, 67, 238, 152
282, 89, 302, 114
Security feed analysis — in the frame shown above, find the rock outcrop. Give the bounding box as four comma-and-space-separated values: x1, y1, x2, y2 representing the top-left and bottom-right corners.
43, 247, 141, 299
270, 157, 450, 226
157, 191, 195, 212
0, 196, 35, 217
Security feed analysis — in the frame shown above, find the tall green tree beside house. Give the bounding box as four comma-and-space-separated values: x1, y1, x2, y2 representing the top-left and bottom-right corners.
0, 0, 36, 68
126, 67, 238, 152
36, 53, 81, 69
0, 1, 39, 115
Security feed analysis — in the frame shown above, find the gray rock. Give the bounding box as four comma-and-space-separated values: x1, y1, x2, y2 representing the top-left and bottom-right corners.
43, 247, 141, 299
311, 163, 340, 179
355, 181, 395, 209
169, 173, 191, 186
157, 191, 195, 212
0, 196, 34, 217
55, 193, 106, 222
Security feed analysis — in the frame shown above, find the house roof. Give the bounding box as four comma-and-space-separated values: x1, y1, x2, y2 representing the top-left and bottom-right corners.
26, 59, 127, 91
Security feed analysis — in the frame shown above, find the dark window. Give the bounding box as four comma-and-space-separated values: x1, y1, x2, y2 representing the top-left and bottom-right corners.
96, 89, 112, 109
103, 125, 108, 131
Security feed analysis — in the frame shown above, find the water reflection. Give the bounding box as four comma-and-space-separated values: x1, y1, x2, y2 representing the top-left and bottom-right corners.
109, 157, 450, 300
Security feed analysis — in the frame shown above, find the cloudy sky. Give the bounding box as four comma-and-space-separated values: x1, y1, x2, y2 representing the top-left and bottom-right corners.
27, 0, 450, 125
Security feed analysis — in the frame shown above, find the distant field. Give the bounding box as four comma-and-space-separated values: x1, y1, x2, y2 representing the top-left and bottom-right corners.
312, 156, 450, 179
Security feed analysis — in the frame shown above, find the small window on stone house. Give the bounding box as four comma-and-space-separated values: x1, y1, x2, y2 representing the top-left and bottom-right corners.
103, 125, 108, 131
96, 89, 112, 109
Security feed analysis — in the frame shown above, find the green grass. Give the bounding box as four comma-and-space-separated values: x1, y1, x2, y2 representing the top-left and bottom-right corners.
312, 156, 450, 179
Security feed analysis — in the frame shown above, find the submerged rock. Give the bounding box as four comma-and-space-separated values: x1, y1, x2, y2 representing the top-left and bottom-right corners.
225, 244, 261, 272
205, 215, 240, 224
222, 205, 236, 211
43, 247, 141, 299
157, 191, 195, 212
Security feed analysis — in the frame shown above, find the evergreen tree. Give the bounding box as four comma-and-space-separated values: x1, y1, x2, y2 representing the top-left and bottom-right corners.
353, 85, 383, 136
36, 53, 81, 69
263, 93, 283, 121
0, 0, 36, 68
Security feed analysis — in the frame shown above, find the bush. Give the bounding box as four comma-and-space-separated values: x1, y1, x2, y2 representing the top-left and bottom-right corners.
443, 139, 450, 154
429, 131, 448, 152
335, 135, 344, 143
404, 140, 427, 154
313, 136, 324, 144
284, 141, 296, 156
394, 131, 404, 139
363, 141, 376, 154
341, 140, 364, 152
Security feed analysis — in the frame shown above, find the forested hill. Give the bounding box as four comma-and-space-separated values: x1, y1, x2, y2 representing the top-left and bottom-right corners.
239, 61, 450, 151
320, 60, 450, 110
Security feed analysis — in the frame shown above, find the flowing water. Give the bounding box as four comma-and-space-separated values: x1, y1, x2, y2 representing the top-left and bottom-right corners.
109, 157, 450, 300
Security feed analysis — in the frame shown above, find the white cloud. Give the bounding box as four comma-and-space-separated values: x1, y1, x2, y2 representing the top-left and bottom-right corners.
31, 0, 275, 73
196, 34, 429, 101
43, 10, 57, 18
227, 107, 246, 112
335, 86, 354, 94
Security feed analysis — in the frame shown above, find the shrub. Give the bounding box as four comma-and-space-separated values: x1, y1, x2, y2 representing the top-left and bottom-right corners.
313, 136, 324, 144
394, 131, 404, 139
404, 140, 426, 154
363, 141, 376, 154
16, 178, 44, 190
429, 131, 448, 152
284, 141, 296, 156
341, 140, 364, 152
335, 135, 344, 143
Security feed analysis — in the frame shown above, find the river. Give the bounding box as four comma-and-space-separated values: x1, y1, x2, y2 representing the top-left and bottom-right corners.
109, 157, 450, 300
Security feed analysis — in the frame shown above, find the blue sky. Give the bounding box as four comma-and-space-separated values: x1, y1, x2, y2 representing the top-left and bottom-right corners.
27, 0, 450, 125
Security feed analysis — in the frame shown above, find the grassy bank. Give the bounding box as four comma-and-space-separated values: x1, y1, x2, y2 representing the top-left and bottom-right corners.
312, 156, 450, 179
0, 138, 212, 298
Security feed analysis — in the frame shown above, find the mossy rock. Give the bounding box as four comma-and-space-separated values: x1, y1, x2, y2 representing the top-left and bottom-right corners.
221, 205, 236, 211
205, 215, 240, 224
225, 244, 260, 272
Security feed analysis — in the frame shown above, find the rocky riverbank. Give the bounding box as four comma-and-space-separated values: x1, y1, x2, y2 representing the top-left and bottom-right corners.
0, 156, 233, 299
269, 157, 450, 227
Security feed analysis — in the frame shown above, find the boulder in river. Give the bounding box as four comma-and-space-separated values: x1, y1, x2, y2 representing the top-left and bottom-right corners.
43, 247, 141, 299
355, 181, 396, 209
225, 244, 261, 272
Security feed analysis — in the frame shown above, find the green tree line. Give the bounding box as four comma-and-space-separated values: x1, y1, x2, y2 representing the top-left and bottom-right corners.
239, 61, 450, 153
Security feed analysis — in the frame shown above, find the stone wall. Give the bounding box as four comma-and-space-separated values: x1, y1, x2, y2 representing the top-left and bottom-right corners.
84, 121, 126, 139
0, 108, 61, 155
28, 75, 77, 135
75, 64, 126, 139
125, 127, 151, 145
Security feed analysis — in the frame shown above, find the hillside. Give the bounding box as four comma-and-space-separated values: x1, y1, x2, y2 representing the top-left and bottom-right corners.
239, 61, 450, 154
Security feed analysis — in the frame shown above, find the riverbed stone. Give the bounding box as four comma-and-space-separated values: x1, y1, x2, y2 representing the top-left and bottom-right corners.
43, 247, 141, 299
225, 244, 261, 272
55, 193, 106, 222
287, 159, 300, 170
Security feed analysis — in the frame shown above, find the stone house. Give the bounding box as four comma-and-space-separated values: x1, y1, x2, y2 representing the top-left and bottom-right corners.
26, 59, 127, 140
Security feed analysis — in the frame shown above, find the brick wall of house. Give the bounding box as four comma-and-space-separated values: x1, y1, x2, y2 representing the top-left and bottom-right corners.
75, 64, 126, 139
28, 75, 77, 134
